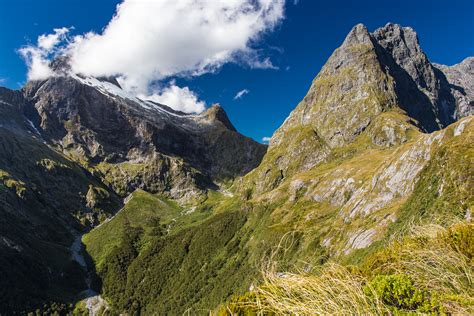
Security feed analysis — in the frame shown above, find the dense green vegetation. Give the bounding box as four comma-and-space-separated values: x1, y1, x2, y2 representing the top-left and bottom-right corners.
364, 274, 442, 313
83, 190, 182, 270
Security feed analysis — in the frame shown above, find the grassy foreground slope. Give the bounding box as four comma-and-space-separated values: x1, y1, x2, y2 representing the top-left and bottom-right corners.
83, 116, 473, 314
223, 221, 473, 315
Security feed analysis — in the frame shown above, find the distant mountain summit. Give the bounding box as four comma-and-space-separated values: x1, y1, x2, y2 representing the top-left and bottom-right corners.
433, 56, 474, 119
20, 72, 266, 201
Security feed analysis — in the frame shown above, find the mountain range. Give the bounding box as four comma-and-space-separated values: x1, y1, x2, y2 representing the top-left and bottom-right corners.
0, 23, 472, 314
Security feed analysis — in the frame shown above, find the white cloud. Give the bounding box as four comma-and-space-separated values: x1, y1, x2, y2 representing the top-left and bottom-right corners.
142, 83, 206, 114
262, 136, 271, 143
19, 27, 70, 80
234, 89, 250, 100
249, 57, 279, 70
19, 46, 54, 80
38, 27, 69, 51
20, 0, 285, 97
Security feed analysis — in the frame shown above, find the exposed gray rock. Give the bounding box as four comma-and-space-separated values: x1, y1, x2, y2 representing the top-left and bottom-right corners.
346, 228, 376, 252
373, 24, 437, 94
372, 23, 457, 131
433, 57, 474, 119
344, 129, 446, 219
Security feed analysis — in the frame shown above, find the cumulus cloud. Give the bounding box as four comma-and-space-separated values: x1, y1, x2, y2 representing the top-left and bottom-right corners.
234, 89, 250, 100
262, 136, 271, 143
142, 82, 206, 114
20, 0, 284, 97
19, 27, 70, 80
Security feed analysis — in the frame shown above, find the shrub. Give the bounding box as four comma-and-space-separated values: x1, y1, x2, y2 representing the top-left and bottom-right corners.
364, 274, 442, 313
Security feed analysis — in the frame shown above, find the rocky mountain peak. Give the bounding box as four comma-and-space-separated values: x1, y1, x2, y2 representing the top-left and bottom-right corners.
49, 55, 72, 74
373, 23, 421, 55
271, 22, 395, 149
341, 23, 372, 46
199, 104, 236, 131
15, 72, 266, 201
372, 23, 437, 93
49, 56, 122, 88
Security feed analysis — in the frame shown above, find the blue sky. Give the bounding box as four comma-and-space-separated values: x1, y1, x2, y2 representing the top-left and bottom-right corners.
0, 0, 473, 142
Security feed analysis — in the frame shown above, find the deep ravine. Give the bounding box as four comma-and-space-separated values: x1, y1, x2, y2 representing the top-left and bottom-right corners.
69, 195, 132, 314
70, 234, 108, 315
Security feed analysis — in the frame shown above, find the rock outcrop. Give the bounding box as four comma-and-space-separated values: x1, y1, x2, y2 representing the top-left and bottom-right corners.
433, 57, 474, 119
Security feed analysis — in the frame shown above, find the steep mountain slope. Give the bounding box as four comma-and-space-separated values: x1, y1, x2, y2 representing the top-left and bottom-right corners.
76, 23, 473, 314
0, 87, 121, 311
242, 23, 472, 194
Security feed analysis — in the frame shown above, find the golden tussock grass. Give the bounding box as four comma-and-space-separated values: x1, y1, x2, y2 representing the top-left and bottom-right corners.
227, 222, 473, 315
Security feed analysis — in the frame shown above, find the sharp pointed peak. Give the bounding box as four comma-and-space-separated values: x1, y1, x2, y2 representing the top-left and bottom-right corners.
342, 23, 372, 47
200, 104, 236, 131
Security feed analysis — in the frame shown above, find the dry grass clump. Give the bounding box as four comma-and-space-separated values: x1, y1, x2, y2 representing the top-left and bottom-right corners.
254, 263, 389, 315
366, 222, 473, 295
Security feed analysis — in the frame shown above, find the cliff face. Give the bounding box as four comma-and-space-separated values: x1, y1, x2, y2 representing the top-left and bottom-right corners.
0, 87, 121, 310
433, 57, 474, 119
